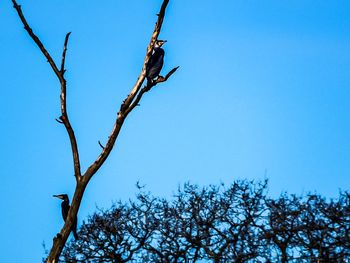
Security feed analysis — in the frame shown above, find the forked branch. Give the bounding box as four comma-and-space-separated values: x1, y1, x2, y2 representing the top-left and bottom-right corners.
12, 1, 82, 180
83, 0, 176, 181
125, 66, 180, 115
12, 0, 177, 262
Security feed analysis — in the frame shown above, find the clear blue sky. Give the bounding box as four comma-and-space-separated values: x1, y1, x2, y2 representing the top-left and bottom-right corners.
1, 0, 350, 262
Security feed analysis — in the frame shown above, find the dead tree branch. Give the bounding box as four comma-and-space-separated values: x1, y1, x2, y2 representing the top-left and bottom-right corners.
126, 66, 179, 115
98, 141, 105, 150
84, 0, 173, 182
12, 1, 82, 182
121, 0, 170, 110
55, 118, 64, 124
12, 0, 176, 262
11, 1, 61, 80
60, 32, 71, 75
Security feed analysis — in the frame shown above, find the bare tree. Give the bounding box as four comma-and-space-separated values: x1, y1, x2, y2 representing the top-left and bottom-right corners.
61, 180, 350, 262
11, 0, 178, 262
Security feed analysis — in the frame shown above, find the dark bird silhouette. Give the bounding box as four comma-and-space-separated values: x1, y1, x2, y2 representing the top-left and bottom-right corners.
53, 194, 78, 240
146, 40, 167, 87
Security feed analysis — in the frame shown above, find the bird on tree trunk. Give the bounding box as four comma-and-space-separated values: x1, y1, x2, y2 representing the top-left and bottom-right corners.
53, 194, 78, 240
146, 40, 167, 87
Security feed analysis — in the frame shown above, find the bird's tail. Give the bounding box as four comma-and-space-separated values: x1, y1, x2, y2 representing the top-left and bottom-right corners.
146, 77, 152, 88
72, 229, 78, 240
72, 218, 78, 240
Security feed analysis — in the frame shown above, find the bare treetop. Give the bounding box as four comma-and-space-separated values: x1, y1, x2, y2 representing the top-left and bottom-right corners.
12, 0, 177, 262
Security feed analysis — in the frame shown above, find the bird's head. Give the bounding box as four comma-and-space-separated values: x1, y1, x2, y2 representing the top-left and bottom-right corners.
155, 40, 167, 48
53, 194, 69, 202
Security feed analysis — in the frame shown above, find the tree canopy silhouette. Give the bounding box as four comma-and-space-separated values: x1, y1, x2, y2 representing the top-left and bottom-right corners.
61, 180, 350, 262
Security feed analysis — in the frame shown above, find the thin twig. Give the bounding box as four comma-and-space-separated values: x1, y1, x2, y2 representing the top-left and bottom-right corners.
61, 32, 71, 74
98, 141, 105, 149
55, 118, 64, 124
155, 66, 179, 84
12, 0, 62, 82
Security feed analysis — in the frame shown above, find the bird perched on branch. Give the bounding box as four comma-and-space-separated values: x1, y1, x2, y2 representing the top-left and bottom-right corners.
53, 194, 78, 240
146, 40, 167, 87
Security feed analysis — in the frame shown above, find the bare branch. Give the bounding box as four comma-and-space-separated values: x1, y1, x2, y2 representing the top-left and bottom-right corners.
155, 66, 179, 84
12, 0, 62, 82
126, 66, 179, 115
84, 0, 173, 181
98, 141, 105, 149
12, 1, 176, 262
57, 34, 82, 181
55, 117, 64, 124
121, 0, 170, 110
61, 32, 72, 74
12, 1, 81, 181
60, 114, 81, 180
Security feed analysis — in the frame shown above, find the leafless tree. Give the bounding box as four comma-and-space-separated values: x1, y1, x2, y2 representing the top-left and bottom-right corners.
11, 0, 178, 262
60, 180, 350, 262
296, 193, 350, 262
